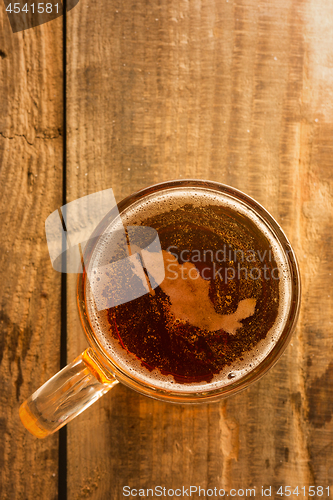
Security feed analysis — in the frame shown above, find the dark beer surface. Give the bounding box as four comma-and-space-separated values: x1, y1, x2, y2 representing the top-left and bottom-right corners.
106, 202, 280, 384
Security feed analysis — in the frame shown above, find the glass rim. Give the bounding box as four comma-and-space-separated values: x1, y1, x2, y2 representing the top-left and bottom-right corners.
77, 179, 301, 403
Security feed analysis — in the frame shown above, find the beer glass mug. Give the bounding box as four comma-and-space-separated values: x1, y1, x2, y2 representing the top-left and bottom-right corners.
20, 180, 301, 438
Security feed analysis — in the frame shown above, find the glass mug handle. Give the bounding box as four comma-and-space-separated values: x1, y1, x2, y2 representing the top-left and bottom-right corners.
19, 348, 118, 438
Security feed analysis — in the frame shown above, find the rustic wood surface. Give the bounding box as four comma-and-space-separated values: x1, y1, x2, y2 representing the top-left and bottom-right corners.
0, 4, 63, 500
1, 0, 333, 498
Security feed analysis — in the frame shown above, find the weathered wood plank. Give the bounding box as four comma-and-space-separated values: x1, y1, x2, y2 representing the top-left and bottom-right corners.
66, 0, 333, 498
0, 8, 63, 500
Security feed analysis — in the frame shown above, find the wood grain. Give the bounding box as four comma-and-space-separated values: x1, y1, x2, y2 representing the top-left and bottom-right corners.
65, 0, 333, 498
1, 0, 333, 497
0, 6, 63, 500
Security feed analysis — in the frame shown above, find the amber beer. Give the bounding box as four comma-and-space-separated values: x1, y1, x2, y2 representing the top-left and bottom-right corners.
84, 181, 296, 395
19, 181, 300, 437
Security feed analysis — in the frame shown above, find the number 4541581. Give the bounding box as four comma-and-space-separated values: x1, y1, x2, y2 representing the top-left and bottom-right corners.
6, 3, 59, 13
277, 486, 330, 496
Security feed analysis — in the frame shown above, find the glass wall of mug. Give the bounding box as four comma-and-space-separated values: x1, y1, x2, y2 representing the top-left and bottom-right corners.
77, 179, 301, 404
19, 179, 300, 438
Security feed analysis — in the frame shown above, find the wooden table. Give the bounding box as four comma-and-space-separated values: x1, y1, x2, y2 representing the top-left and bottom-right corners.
1, 0, 333, 498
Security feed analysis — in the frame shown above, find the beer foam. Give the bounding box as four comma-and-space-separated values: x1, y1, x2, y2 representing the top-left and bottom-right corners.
85, 186, 292, 394
160, 250, 257, 334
